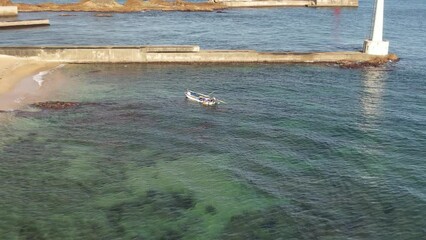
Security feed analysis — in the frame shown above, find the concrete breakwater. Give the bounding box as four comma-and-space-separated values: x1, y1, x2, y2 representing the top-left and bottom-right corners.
0, 46, 395, 65
0, 19, 50, 29
0, 6, 17, 16
210, 0, 311, 8
210, 0, 358, 8
1, 0, 358, 13
314, 0, 357, 7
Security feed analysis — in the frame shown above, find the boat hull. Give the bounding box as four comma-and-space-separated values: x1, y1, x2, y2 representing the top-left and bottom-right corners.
185, 90, 218, 106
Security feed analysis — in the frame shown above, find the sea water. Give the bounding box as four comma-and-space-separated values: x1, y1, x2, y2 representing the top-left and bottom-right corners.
0, 0, 425, 239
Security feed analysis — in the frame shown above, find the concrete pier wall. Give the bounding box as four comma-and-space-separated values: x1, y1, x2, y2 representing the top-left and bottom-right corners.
0, 6, 18, 17
211, 0, 312, 8
211, 0, 358, 7
0, 46, 388, 64
315, 0, 358, 7
0, 19, 50, 29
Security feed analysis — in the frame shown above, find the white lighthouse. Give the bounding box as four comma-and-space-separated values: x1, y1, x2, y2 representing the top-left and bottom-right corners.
363, 0, 389, 55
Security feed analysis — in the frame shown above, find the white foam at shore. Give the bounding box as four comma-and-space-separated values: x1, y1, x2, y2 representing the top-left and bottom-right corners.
33, 70, 49, 86
32, 64, 65, 87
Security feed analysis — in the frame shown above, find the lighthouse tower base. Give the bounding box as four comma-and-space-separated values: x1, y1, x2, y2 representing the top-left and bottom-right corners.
363, 40, 389, 56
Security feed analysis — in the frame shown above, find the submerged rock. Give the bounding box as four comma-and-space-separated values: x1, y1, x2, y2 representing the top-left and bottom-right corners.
338, 54, 399, 69
31, 101, 80, 110
59, 13, 77, 17
80, 0, 121, 7
94, 13, 114, 17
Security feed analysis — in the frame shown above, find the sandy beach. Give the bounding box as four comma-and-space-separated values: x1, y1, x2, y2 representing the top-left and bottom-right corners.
0, 55, 59, 110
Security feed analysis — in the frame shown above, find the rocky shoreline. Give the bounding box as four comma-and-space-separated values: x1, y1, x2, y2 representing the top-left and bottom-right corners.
0, 0, 225, 12
337, 53, 399, 69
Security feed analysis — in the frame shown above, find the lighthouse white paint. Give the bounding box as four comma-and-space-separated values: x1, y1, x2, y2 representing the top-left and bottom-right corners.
363, 0, 389, 56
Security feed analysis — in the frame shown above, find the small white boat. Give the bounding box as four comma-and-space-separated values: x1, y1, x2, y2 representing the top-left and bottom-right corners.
185, 90, 221, 106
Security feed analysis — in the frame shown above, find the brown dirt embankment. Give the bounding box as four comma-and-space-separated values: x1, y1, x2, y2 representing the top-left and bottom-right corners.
2, 0, 225, 12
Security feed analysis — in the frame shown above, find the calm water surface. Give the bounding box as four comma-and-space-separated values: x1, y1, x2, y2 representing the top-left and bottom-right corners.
0, 0, 425, 239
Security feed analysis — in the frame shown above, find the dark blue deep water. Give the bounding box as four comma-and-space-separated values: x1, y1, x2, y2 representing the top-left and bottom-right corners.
0, 0, 425, 239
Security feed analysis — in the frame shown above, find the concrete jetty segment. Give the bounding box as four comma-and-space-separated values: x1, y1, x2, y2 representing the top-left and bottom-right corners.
211, 0, 311, 8
0, 6, 17, 16
0, 19, 50, 29
211, 0, 358, 8
0, 46, 393, 64
314, 0, 357, 7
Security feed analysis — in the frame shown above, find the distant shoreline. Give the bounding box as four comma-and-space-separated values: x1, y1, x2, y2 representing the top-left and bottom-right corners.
1, 0, 358, 13
2, 0, 225, 12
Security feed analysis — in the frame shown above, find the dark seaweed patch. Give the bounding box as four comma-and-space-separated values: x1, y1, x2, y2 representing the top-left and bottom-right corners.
19, 222, 45, 240
205, 204, 217, 215
105, 190, 196, 239
222, 207, 299, 239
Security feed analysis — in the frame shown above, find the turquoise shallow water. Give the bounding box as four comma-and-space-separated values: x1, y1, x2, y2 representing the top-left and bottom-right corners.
1, 0, 426, 239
